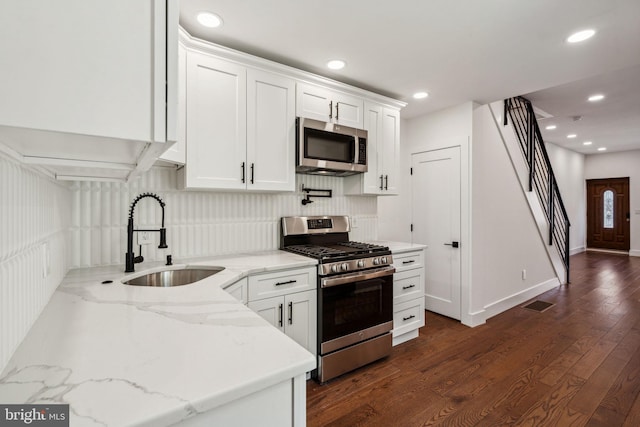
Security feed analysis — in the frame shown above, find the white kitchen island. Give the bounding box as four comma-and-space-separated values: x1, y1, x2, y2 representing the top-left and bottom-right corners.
0, 251, 317, 426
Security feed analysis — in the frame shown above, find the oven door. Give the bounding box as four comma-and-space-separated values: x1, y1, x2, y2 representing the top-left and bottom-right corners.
319, 266, 394, 355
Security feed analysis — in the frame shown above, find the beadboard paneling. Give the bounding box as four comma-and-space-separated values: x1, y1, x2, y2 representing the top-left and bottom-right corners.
0, 154, 70, 372
69, 167, 378, 267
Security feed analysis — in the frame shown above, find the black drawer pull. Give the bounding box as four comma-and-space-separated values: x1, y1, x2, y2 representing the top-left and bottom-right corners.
402, 260, 415, 265
402, 284, 416, 290
403, 314, 416, 321
275, 279, 296, 286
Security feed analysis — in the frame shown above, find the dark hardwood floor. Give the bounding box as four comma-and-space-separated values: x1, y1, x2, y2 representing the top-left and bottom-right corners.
307, 251, 640, 426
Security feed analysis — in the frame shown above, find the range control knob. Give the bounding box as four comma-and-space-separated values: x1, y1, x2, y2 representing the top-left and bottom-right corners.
373, 258, 380, 265
341, 263, 349, 271
381, 256, 388, 264
357, 260, 365, 268
331, 264, 339, 273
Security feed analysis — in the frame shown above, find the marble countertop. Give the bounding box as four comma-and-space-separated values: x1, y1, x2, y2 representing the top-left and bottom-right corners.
369, 240, 427, 254
0, 250, 318, 426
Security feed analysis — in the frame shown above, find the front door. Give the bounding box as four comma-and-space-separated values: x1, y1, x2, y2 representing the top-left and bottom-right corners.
586, 177, 630, 251
411, 147, 461, 320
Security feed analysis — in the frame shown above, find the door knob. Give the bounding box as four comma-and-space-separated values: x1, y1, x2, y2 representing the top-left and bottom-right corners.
444, 241, 459, 248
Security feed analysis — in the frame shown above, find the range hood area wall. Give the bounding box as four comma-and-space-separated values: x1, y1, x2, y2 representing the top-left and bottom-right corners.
69, 166, 378, 268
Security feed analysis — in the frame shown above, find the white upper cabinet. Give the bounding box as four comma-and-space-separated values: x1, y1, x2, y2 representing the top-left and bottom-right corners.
0, 0, 178, 182
345, 102, 401, 195
181, 50, 295, 192
246, 69, 296, 192
296, 83, 364, 129
160, 43, 187, 165
184, 52, 247, 190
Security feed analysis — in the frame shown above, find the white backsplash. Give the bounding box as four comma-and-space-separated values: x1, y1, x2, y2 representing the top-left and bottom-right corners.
0, 154, 70, 372
69, 167, 378, 268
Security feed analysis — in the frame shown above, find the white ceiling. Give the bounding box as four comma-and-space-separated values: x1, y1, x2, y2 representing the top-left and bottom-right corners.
180, 0, 640, 153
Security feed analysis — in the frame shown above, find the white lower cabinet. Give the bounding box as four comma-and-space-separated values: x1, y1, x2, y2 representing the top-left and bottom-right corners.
392, 248, 426, 346
247, 267, 317, 356
223, 277, 248, 304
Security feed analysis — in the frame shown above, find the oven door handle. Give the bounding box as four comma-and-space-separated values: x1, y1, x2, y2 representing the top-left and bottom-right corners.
321, 266, 396, 288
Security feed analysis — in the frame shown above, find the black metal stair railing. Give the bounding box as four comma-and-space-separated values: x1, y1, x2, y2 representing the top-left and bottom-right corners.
504, 96, 571, 283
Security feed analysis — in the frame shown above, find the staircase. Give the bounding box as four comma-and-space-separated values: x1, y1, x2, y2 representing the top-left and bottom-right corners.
503, 96, 570, 283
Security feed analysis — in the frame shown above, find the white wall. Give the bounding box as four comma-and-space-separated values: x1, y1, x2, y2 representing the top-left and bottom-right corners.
585, 149, 640, 256
545, 142, 586, 254
380, 101, 561, 326
471, 104, 556, 320
0, 154, 70, 372
379, 102, 474, 323
69, 168, 379, 268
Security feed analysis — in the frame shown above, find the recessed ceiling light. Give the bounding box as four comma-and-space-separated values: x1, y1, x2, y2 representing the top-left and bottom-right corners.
588, 94, 605, 102
567, 29, 596, 43
597, 147, 607, 151
327, 60, 346, 70
545, 125, 557, 130
583, 141, 592, 146
197, 12, 223, 28
413, 92, 429, 99
567, 134, 577, 139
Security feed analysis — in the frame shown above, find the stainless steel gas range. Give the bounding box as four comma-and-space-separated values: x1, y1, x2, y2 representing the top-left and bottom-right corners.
281, 216, 395, 383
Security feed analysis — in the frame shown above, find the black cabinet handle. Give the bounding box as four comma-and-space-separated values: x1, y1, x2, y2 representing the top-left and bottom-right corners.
250, 163, 255, 184
241, 162, 246, 183
275, 279, 296, 286
402, 284, 416, 290
380, 175, 384, 190
403, 314, 416, 321
335, 102, 339, 120
288, 301, 293, 325
278, 303, 283, 327
329, 101, 333, 119
384, 175, 388, 190
402, 260, 415, 265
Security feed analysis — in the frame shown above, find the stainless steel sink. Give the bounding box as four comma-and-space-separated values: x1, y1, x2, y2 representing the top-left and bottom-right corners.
123, 266, 225, 287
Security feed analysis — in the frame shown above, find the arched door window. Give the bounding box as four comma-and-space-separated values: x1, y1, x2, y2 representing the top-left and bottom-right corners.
603, 189, 614, 229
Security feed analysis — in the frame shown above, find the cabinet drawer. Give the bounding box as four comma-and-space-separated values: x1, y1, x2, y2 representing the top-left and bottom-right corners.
394, 269, 424, 305
248, 267, 316, 301
393, 298, 425, 337
392, 250, 424, 273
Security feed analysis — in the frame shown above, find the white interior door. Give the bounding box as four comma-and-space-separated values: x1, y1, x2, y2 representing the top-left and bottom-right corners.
412, 147, 461, 320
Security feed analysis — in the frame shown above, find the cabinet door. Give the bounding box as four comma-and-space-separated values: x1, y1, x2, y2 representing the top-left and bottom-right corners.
185, 52, 247, 189
296, 83, 333, 123
249, 297, 285, 333
285, 290, 317, 356
0, 0, 171, 143
380, 108, 400, 194
333, 93, 364, 129
361, 103, 384, 194
247, 69, 296, 192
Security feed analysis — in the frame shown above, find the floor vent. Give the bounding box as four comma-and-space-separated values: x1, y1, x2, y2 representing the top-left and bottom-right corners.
523, 300, 554, 312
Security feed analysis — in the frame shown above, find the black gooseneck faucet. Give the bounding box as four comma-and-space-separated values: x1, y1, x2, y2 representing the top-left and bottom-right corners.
125, 193, 168, 273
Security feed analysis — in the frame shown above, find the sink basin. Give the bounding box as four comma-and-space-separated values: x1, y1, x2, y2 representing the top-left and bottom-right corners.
123, 266, 225, 287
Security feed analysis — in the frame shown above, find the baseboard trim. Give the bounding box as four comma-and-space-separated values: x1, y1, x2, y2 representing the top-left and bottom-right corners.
570, 246, 585, 256
466, 278, 561, 326
630, 250, 640, 257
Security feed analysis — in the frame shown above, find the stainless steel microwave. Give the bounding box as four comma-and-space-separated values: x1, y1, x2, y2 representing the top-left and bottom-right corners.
296, 117, 367, 176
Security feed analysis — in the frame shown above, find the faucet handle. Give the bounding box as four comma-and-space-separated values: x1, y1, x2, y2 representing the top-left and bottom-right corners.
159, 228, 168, 249
166, 255, 173, 266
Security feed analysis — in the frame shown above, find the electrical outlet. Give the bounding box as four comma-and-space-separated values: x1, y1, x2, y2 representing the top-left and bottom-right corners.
521, 269, 527, 281
138, 231, 153, 246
